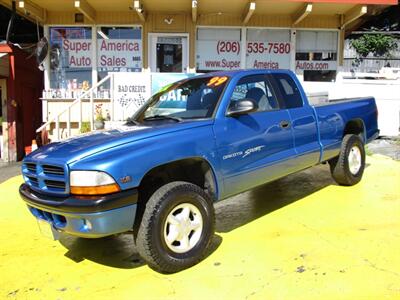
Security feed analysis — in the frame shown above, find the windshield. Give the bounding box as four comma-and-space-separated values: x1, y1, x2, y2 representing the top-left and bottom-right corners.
133, 76, 229, 123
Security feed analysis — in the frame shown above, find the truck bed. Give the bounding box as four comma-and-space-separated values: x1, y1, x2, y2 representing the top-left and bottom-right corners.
313, 97, 374, 107
312, 96, 379, 162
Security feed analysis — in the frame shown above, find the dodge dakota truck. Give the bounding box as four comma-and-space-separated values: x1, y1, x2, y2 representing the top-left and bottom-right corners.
20, 69, 379, 273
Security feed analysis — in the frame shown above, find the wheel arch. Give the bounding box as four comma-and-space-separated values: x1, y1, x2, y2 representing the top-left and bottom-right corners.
133, 157, 219, 234
343, 118, 366, 143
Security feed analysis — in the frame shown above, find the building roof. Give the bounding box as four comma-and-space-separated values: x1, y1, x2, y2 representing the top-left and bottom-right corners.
0, 0, 398, 26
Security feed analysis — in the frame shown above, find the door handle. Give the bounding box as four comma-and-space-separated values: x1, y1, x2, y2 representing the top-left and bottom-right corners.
280, 120, 291, 129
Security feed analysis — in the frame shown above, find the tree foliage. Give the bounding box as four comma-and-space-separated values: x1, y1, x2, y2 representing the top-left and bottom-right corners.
351, 33, 398, 58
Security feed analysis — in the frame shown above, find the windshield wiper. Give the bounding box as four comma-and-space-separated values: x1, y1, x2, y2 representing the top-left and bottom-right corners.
125, 117, 140, 126
143, 115, 182, 122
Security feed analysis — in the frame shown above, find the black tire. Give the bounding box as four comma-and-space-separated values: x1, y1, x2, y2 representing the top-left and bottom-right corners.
329, 134, 366, 186
136, 181, 215, 273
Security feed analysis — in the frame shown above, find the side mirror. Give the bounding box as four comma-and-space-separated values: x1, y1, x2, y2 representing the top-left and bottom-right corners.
227, 99, 258, 117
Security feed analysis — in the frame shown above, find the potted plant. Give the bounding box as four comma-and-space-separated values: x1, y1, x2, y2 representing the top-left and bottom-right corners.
94, 104, 105, 130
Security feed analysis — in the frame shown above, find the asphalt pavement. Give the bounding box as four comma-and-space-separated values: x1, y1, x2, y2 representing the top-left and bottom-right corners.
367, 138, 400, 160
1, 155, 399, 299
0, 161, 21, 184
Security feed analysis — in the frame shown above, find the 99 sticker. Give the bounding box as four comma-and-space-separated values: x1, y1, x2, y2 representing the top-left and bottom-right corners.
207, 76, 228, 87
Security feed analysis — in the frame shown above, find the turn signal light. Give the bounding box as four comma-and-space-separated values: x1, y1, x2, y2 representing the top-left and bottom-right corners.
71, 183, 120, 195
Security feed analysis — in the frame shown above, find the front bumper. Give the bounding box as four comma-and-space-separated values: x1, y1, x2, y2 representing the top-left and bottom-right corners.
19, 184, 138, 238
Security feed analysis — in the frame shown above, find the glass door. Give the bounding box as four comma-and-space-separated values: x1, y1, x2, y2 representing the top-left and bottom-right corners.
149, 34, 188, 73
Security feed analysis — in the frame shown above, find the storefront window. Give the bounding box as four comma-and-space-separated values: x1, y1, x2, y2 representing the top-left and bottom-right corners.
49, 27, 92, 92
97, 26, 142, 86
246, 29, 291, 70
196, 28, 241, 72
295, 30, 338, 82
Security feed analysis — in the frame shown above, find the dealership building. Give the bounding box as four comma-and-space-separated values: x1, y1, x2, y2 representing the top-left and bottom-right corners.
0, 0, 398, 161
4, 0, 397, 83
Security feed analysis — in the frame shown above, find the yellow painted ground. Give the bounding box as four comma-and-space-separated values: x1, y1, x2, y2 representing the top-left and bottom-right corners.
0, 155, 399, 300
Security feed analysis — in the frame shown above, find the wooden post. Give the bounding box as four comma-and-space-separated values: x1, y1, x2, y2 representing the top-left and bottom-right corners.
110, 74, 114, 122
90, 91, 94, 131
55, 115, 60, 141
67, 107, 71, 138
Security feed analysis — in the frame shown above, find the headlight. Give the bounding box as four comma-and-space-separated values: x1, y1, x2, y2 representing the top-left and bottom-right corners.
70, 171, 120, 195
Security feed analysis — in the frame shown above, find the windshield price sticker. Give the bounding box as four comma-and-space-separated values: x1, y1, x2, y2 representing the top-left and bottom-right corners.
158, 83, 174, 93
207, 76, 228, 87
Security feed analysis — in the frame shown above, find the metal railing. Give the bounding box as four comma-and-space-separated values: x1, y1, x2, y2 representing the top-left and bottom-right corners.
36, 74, 114, 141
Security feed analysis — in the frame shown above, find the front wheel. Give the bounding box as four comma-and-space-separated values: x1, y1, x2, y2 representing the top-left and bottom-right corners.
329, 134, 366, 186
136, 181, 215, 273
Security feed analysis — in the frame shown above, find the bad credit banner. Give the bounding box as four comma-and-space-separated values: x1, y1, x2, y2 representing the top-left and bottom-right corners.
113, 72, 151, 120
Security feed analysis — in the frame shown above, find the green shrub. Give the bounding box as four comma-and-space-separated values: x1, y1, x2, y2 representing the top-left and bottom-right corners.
80, 121, 91, 133
351, 33, 398, 67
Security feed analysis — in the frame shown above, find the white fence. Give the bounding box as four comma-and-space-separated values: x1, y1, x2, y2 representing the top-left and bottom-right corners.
343, 38, 400, 72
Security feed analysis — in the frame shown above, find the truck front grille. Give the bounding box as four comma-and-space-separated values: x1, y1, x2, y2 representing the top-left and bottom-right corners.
43, 165, 65, 176
22, 162, 68, 195
26, 163, 37, 173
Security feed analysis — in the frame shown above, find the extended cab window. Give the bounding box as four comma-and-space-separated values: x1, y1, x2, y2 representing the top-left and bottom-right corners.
230, 75, 279, 112
272, 74, 303, 109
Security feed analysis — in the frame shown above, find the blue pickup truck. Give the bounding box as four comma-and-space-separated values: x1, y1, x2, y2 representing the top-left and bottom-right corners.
20, 69, 379, 273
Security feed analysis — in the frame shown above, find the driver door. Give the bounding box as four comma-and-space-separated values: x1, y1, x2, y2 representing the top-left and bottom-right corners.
213, 74, 296, 198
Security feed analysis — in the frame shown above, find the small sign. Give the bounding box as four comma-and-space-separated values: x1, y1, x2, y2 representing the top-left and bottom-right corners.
112, 72, 152, 120
295, 60, 337, 71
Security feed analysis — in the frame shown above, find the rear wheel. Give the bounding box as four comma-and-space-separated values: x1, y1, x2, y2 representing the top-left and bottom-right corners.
329, 134, 366, 186
136, 181, 215, 273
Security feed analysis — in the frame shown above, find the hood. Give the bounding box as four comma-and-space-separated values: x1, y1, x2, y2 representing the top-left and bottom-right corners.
26, 120, 213, 165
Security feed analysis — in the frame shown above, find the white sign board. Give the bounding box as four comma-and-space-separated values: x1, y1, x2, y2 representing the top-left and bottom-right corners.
62, 39, 92, 68
246, 29, 291, 70
59, 38, 143, 70
112, 72, 151, 120
296, 60, 337, 71
196, 40, 241, 71
196, 28, 241, 71
97, 39, 142, 70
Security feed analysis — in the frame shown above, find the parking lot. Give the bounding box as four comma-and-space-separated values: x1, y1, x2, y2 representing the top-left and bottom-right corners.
1, 154, 399, 300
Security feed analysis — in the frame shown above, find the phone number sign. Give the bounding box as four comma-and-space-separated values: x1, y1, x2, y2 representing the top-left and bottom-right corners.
196, 36, 292, 70
196, 40, 241, 71
246, 41, 291, 70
